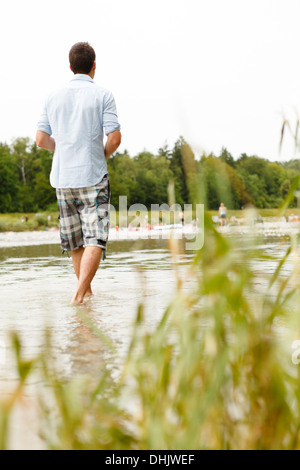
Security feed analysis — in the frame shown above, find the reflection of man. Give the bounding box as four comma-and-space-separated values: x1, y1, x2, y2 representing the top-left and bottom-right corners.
36, 42, 121, 304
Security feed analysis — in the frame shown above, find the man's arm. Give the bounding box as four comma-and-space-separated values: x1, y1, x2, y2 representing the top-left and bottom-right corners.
104, 130, 122, 160
36, 131, 56, 151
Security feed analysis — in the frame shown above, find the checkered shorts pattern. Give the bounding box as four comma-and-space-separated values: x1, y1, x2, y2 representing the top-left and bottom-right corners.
56, 174, 110, 254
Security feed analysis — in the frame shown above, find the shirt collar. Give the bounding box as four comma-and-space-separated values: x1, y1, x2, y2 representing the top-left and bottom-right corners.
71, 74, 94, 83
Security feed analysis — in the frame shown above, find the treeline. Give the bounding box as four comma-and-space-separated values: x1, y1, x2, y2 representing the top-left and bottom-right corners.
0, 136, 299, 213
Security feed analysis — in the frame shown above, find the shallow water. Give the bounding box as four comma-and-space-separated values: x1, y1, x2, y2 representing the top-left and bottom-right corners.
0, 238, 197, 383
0, 234, 294, 380
0, 232, 297, 449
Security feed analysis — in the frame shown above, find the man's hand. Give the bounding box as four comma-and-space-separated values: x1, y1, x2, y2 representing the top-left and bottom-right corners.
36, 131, 56, 151
105, 130, 122, 160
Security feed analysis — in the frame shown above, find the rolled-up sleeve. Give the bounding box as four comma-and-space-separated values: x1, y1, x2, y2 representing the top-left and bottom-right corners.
103, 92, 121, 136
37, 100, 52, 135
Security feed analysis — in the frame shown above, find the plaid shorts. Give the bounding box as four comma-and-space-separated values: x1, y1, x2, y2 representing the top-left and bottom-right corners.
56, 174, 110, 255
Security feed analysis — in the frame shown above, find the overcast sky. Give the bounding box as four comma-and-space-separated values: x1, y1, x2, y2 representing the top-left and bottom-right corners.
1, 0, 300, 161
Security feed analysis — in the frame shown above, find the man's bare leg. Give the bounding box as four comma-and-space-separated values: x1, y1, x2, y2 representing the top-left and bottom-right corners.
72, 247, 93, 298
71, 246, 102, 305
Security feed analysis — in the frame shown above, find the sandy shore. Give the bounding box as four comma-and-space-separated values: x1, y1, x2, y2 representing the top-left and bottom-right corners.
0, 218, 299, 249
0, 225, 199, 248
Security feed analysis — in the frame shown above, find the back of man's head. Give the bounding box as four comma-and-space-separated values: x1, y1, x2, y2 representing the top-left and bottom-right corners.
69, 42, 96, 74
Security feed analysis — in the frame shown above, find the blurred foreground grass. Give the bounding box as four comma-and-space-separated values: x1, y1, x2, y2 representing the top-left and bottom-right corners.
1, 208, 300, 450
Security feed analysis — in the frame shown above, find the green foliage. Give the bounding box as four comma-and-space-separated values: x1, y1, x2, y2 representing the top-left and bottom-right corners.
0, 136, 299, 214
108, 142, 300, 211
0, 144, 18, 213
198, 155, 252, 210
235, 154, 293, 209
0, 138, 56, 214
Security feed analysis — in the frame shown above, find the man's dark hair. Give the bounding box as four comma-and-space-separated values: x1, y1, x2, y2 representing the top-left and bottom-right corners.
69, 42, 96, 74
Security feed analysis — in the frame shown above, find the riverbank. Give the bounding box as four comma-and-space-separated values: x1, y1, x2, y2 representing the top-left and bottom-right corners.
1, 208, 300, 233
0, 218, 300, 249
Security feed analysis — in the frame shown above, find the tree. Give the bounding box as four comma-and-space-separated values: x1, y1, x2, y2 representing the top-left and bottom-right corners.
170, 137, 198, 205
11, 137, 35, 186
31, 144, 56, 210
198, 155, 252, 210
0, 135, 298, 214
220, 147, 235, 168
280, 179, 291, 199
0, 144, 18, 212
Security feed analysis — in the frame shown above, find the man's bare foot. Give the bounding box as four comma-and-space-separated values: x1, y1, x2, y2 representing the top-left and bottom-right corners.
71, 294, 83, 305
70, 289, 93, 305
70, 246, 102, 305
84, 290, 93, 299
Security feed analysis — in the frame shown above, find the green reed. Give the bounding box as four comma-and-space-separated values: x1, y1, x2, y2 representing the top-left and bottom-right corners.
119, 214, 300, 450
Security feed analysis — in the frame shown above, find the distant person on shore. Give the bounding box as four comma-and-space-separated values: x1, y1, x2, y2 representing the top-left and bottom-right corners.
179, 210, 184, 225
219, 202, 228, 226
288, 214, 299, 223
36, 42, 121, 304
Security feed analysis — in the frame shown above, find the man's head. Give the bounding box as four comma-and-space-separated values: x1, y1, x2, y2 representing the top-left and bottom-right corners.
69, 42, 96, 76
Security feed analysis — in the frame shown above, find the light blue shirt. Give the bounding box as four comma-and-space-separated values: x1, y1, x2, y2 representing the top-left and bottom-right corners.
37, 74, 121, 188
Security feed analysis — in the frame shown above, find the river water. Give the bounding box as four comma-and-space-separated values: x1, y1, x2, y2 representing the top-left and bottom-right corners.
0, 231, 294, 377
0, 235, 200, 381
0, 230, 296, 448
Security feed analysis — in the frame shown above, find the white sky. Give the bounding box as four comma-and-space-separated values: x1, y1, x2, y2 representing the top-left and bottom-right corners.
1, 0, 300, 161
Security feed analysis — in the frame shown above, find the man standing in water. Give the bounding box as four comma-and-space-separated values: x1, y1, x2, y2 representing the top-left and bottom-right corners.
219, 202, 228, 226
36, 42, 121, 304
